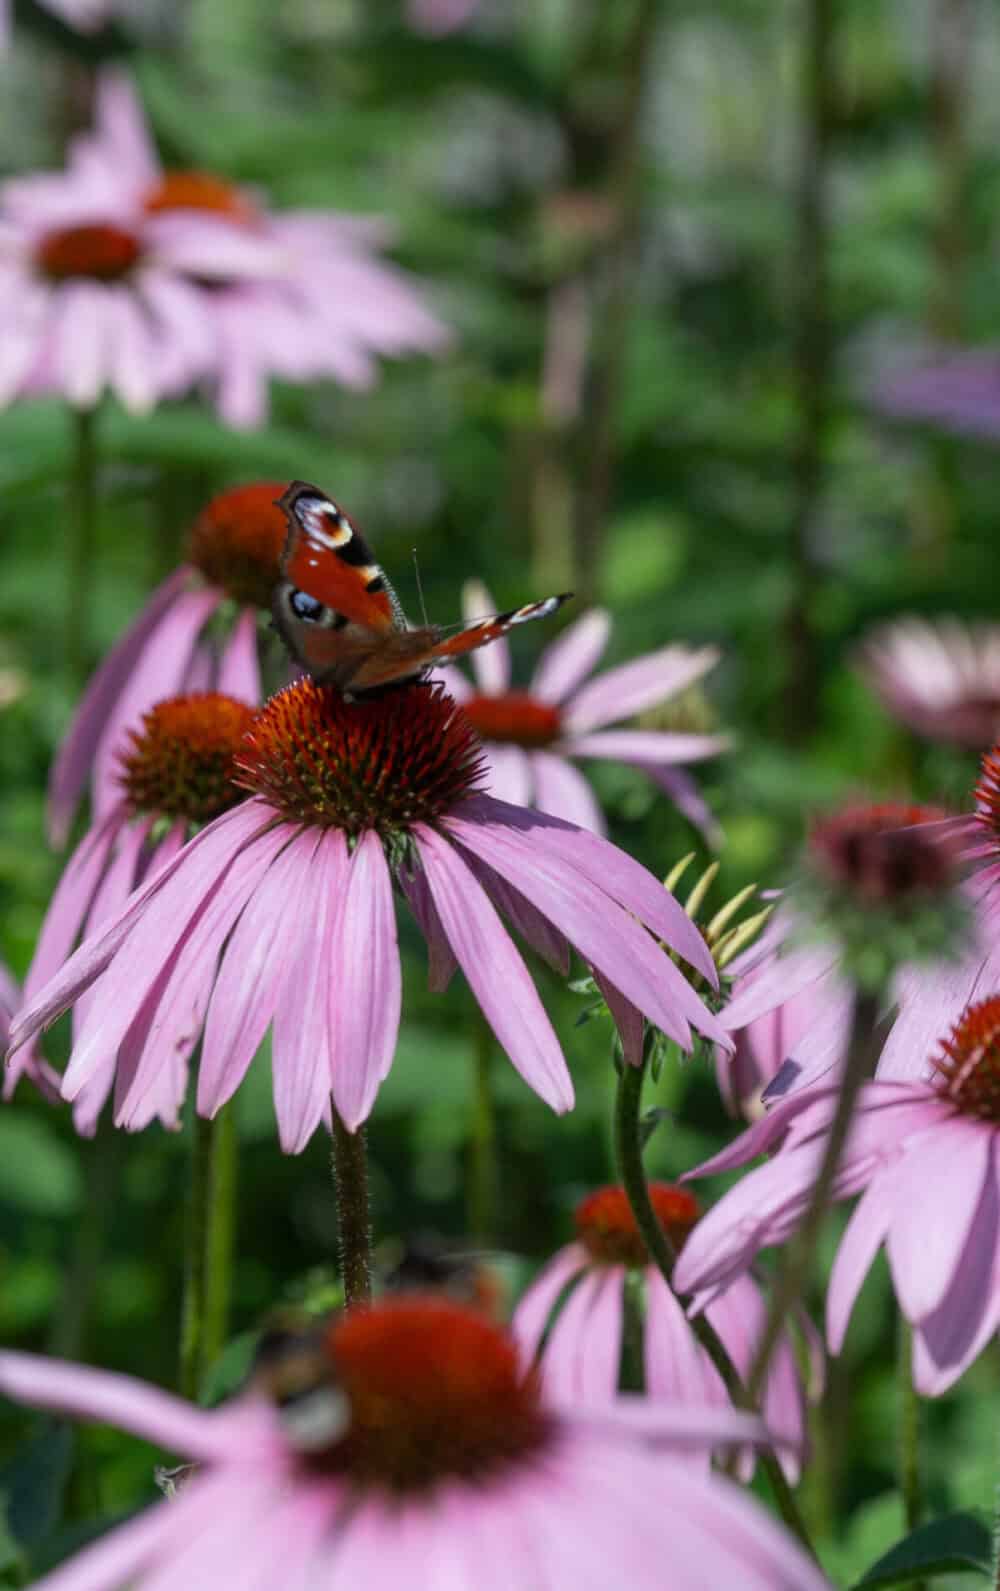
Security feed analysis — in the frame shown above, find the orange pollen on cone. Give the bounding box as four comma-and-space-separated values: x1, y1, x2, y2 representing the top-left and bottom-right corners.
461, 691, 562, 749
118, 693, 256, 823
809, 801, 955, 904
315, 1297, 551, 1491
234, 678, 486, 837
932, 995, 1000, 1124
574, 1184, 701, 1268
35, 223, 143, 282
143, 170, 257, 224
974, 747, 1000, 843
185, 482, 291, 608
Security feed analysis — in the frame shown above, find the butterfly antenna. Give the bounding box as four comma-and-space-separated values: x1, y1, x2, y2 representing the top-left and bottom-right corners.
412, 549, 430, 627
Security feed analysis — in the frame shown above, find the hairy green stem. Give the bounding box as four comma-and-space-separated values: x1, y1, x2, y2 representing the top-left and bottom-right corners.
331, 1110, 372, 1308
468, 1013, 498, 1244
67, 405, 98, 687
614, 1055, 817, 1556
178, 1113, 213, 1399
48, 1118, 119, 1360
898, 1319, 929, 1589
744, 990, 881, 1409
202, 1103, 239, 1374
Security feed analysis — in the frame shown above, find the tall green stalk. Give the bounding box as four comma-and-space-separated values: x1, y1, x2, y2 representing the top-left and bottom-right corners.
331, 1109, 372, 1308
178, 1106, 240, 1399
67, 405, 98, 687
468, 1012, 498, 1244
178, 1113, 213, 1400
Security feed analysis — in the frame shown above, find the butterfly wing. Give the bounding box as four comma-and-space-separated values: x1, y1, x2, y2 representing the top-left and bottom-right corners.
275, 480, 403, 632
342, 596, 573, 693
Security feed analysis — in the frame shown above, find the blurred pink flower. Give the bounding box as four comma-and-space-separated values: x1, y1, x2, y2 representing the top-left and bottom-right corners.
8, 71, 449, 428
858, 618, 1000, 750
0, 0, 114, 43
872, 347, 1000, 441
47, 480, 279, 846
676, 990, 1000, 1395
407, 0, 480, 34
0, 1296, 829, 1590
512, 1183, 820, 1482
11, 678, 727, 1151
445, 581, 727, 837
14, 694, 255, 1133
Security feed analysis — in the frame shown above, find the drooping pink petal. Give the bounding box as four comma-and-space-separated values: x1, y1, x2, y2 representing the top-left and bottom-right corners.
451, 795, 717, 985
562, 730, 730, 765
22, 807, 124, 1003
398, 860, 458, 993
271, 829, 350, 1152
592, 969, 644, 1065
466, 853, 571, 975
536, 1269, 622, 1404
876, 933, 1000, 1084
705, 1274, 808, 1481
198, 830, 317, 1115
510, 1244, 588, 1364
643, 1270, 710, 1402
643, 765, 722, 848
413, 825, 573, 1113
886, 1120, 991, 1322
562, 645, 720, 734
530, 751, 606, 834
826, 1179, 895, 1353
217, 607, 262, 704
531, 610, 611, 704
479, 743, 533, 808
328, 832, 402, 1131
721, 945, 841, 1033
47, 567, 192, 846
445, 805, 725, 1046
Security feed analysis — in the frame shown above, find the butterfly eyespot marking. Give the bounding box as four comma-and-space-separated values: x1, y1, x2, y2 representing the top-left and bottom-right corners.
287, 589, 348, 631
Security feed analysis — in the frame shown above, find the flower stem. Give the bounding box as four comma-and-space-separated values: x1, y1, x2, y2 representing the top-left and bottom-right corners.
178, 1112, 213, 1400
331, 1109, 372, 1308
614, 1054, 817, 1557
898, 1318, 928, 1589
202, 1102, 239, 1373
67, 404, 98, 687
468, 1012, 498, 1245
744, 990, 882, 1409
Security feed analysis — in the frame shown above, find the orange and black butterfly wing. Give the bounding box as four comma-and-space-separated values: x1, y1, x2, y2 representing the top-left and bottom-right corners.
342, 596, 573, 693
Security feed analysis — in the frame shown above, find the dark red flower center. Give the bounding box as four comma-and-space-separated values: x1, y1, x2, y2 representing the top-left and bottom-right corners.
289, 1298, 551, 1491
35, 223, 143, 282
974, 746, 1000, 850
461, 691, 562, 749
144, 170, 257, 225
575, 1184, 700, 1268
118, 694, 255, 823
235, 678, 485, 837
185, 482, 290, 608
809, 801, 955, 904
932, 996, 1000, 1123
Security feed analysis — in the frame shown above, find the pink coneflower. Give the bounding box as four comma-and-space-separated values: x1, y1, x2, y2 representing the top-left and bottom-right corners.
858, 617, 1000, 750
11, 678, 728, 1151
512, 1184, 819, 1482
0, 1296, 830, 1589
676, 992, 1000, 1394
444, 580, 727, 837
715, 802, 961, 1106
9, 71, 449, 429
12, 693, 255, 1133
48, 480, 280, 846
406, 0, 480, 34
872, 347, 1000, 442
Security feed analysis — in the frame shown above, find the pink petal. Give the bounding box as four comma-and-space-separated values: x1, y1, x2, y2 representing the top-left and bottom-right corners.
444, 805, 724, 1046
217, 607, 262, 704
530, 751, 606, 834
643, 1270, 709, 1402
562, 730, 730, 765
537, 1269, 622, 1404
827, 1179, 894, 1353
452, 794, 717, 986
198, 831, 319, 1115
563, 645, 720, 734
107, 285, 155, 415
510, 1244, 588, 1363
462, 578, 510, 695
592, 969, 644, 1065
531, 609, 611, 704
722, 945, 841, 1032
479, 744, 533, 808
398, 860, 458, 993
641, 765, 722, 848
22, 808, 123, 1003
908, 1137, 999, 1393
887, 1121, 990, 1322
466, 854, 571, 975
93, 70, 161, 192
271, 830, 350, 1152
47, 568, 192, 846
52, 282, 108, 408
328, 832, 402, 1131
413, 826, 573, 1113
92, 585, 222, 820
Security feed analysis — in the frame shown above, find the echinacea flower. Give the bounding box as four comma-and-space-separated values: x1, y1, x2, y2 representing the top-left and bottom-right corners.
0, 1296, 830, 1589
11, 694, 255, 1133
512, 1184, 820, 1481
48, 480, 280, 846
858, 617, 1000, 750
11, 678, 729, 1151
715, 802, 964, 1106
406, 0, 480, 34
676, 992, 1000, 1395
872, 346, 1000, 442
8, 71, 449, 429
445, 581, 727, 837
